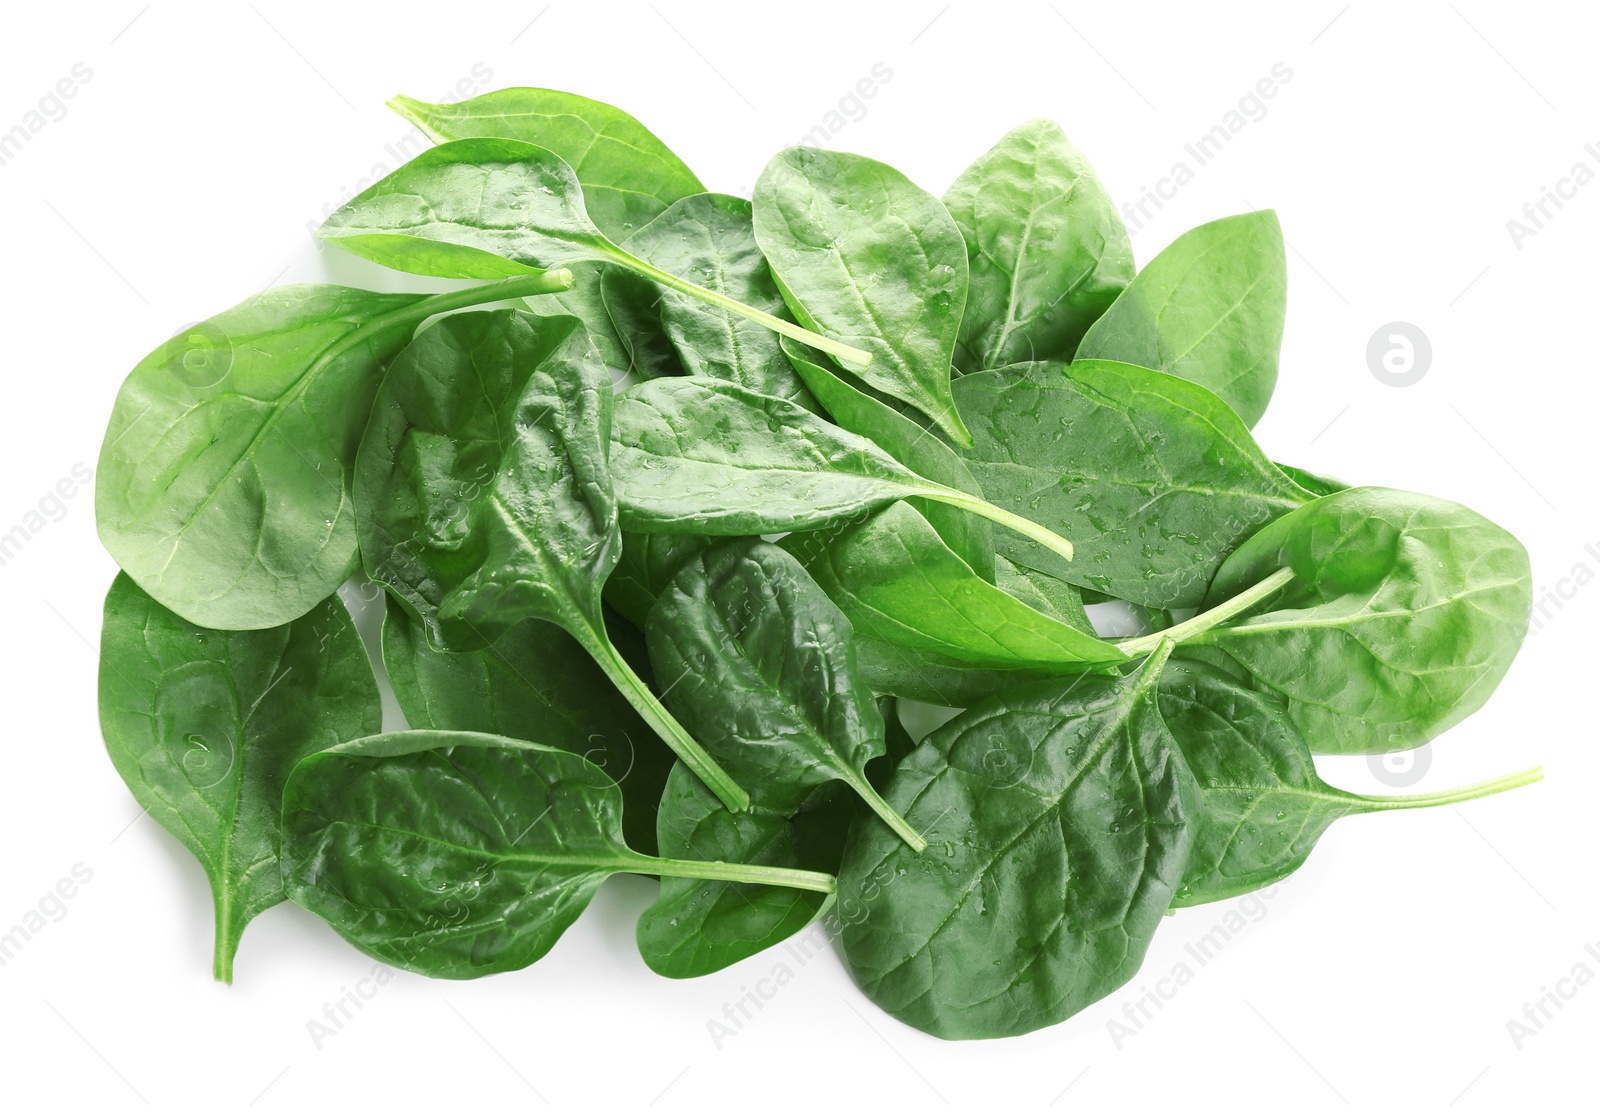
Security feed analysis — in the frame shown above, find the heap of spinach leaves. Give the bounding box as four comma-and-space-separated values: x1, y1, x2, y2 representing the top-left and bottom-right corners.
94, 87, 1539, 1037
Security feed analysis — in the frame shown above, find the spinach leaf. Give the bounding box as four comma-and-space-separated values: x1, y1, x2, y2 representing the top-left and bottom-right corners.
637, 765, 850, 979
838, 643, 1197, 1039
852, 636, 1064, 708
610, 376, 1078, 566
646, 539, 924, 849
354, 308, 748, 810
382, 596, 671, 854
96, 274, 570, 631
952, 359, 1314, 607
604, 531, 714, 630
389, 87, 704, 240
601, 193, 817, 407
1188, 486, 1533, 753
753, 147, 972, 445
781, 336, 994, 579
794, 501, 1126, 672
1160, 660, 1541, 907
994, 555, 1098, 636
319, 139, 872, 371
1274, 461, 1348, 497
281, 732, 834, 978
1077, 210, 1287, 428
944, 119, 1132, 372
98, 573, 379, 982
519, 262, 650, 381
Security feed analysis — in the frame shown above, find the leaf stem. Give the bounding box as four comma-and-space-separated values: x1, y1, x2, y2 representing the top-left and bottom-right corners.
1118, 566, 1296, 656
636, 856, 837, 894
618, 252, 874, 372
841, 769, 927, 852
579, 625, 751, 813
1351, 765, 1544, 811
413, 270, 575, 314
921, 489, 1076, 566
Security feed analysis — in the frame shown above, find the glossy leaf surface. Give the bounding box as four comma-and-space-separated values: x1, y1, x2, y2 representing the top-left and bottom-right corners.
839, 647, 1197, 1039
754, 147, 971, 444
1077, 211, 1286, 428
945, 119, 1133, 371
98, 574, 379, 981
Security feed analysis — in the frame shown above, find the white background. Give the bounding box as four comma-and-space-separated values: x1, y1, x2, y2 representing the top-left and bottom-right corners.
2, 2, 1594, 1107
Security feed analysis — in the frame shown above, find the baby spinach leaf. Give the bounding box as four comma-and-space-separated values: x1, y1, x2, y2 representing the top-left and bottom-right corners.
994, 555, 1098, 636
753, 147, 971, 444
1274, 461, 1348, 497
1188, 486, 1534, 753
838, 643, 1198, 1039
98, 573, 379, 982
944, 119, 1133, 372
319, 139, 872, 371
610, 376, 1077, 566
389, 87, 704, 241
382, 597, 671, 854
646, 539, 924, 849
96, 274, 570, 631
354, 308, 748, 811
604, 531, 714, 630
953, 359, 1314, 607
637, 764, 850, 979
602, 194, 817, 407
1077, 210, 1287, 428
852, 636, 1063, 708
1160, 660, 1542, 907
795, 501, 1126, 672
781, 336, 994, 579
519, 262, 647, 381
281, 732, 834, 978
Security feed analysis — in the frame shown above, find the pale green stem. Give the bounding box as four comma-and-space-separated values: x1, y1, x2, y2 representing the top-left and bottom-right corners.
840, 768, 927, 852
920, 488, 1076, 566
575, 623, 751, 813
618, 252, 874, 371
1118, 567, 1296, 656
635, 856, 837, 894
1351, 766, 1544, 811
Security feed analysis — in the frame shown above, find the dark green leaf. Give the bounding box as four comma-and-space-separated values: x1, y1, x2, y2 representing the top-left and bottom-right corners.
782, 336, 994, 579
320, 140, 872, 370
647, 540, 922, 848
98, 573, 380, 981
602, 194, 817, 407
282, 731, 834, 978
611, 376, 1078, 567
795, 501, 1125, 671
838, 645, 1197, 1039
754, 147, 972, 444
953, 359, 1313, 607
1077, 211, 1286, 428
637, 765, 849, 978
354, 307, 749, 811
1188, 486, 1533, 753
381, 596, 671, 853
944, 119, 1132, 371
604, 531, 714, 629
1161, 659, 1541, 907
96, 277, 564, 630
